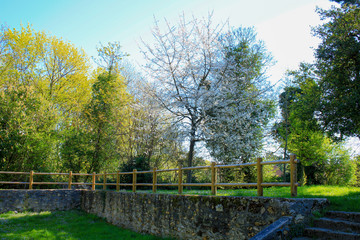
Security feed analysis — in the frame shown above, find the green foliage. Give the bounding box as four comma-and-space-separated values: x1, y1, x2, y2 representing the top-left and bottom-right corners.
0, 24, 187, 181
0, 24, 91, 182
119, 155, 152, 185
353, 156, 360, 187
85, 72, 120, 172
314, 4, 360, 139
0, 86, 58, 176
272, 3, 360, 186
330, 0, 360, 6
274, 63, 355, 185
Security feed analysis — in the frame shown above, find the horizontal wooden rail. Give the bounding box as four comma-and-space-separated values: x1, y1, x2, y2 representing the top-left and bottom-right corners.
0, 171, 30, 174
134, 170, 153, 174
215, 162, 257, 168
156, 168, 178, 173
182, 166, 211, 170
0, 181, 29, 184
33, 172, 68, 176
33, 182, 68, 185
72, 173, 93, 176
216, 183, 258, 187
0, 155, 298, 196
182, 183, 212, 187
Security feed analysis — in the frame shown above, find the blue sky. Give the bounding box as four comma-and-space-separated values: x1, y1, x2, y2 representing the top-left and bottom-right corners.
1, 0, 335, 83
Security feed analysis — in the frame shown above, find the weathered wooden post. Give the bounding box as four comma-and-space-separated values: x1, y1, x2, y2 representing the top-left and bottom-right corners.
68, 171, 72, 190
92, 172, 96, 191
290, 154, 297, 197
116, 171, 120, 191
152, 167, 157, 193
257, 158, 263, 196
178, 165, 183, 194
29, 170, 34, 190
132, 169, 137, 193
211, 162, 217, 195
103, 172, 107, 190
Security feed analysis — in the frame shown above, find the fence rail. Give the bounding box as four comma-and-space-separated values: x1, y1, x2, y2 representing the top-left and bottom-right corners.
0, 155, 299, 196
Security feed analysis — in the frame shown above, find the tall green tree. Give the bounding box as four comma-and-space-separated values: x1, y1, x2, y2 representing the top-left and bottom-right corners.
0, 25, 91, 176
61, 42, 131, 174
274, 63, 355, 185
314, 3, 360, 140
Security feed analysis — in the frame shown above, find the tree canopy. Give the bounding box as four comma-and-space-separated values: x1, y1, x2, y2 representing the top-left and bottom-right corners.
314, 3, 360, 139
142, 14, 275, 183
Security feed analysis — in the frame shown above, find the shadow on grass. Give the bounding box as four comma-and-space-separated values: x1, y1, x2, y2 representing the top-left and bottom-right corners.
0, 210, 169, 240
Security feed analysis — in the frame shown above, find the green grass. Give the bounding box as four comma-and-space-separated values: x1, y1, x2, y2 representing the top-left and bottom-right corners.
133, 185, 360, 212
0, 210, 170, 240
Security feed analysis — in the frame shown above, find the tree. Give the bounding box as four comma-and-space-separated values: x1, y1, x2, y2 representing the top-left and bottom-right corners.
85, 72, 121, 172
61, 42, 132, 174
0, 25, 91, 176
141, 14, 227, 183
330, 0, 360, 6
314, 3, 360, 140
142, 15, 275, 184
204, 27, 274, 167
274, 63, 355, 185
354, 156, 360, 186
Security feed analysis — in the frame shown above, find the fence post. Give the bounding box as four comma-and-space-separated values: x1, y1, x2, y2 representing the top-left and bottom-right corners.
152, 168, 157, 193
132, 169, 137, 193
116, 171, 120, 191
92, 172, 96, 191
211, 162, 217, 195
29, 170, 34, 190
68, 171, 72, 190
178, 165, 183, 194
257, 158, 263, 196
290, 154, 297, 197
103, 172, 107, 190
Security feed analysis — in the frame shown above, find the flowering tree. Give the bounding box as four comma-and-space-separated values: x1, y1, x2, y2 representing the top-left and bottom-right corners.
142, 14, 274, 183
204, 27, 274, 165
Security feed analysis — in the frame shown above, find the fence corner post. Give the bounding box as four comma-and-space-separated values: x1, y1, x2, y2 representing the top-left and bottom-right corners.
290, 154, 297, 197
178, 165, 183, 194
211, 162, 217, 195
132, 169, 137, 193
68, 171, 72, 190
116, 171, 120, 191
29, 170, 34, 190
257, 158, 263, 196
152, 167, 157, 193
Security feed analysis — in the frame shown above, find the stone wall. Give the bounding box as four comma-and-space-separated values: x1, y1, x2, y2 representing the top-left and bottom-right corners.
81, 191, 328, 240
0, 190, 81, 213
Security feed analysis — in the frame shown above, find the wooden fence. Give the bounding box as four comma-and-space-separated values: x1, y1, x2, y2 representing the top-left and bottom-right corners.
0, 155, 299, 197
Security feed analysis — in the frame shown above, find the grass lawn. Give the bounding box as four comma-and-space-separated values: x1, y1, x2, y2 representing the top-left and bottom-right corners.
0, 210, 170, 240
133, 185, 360, 212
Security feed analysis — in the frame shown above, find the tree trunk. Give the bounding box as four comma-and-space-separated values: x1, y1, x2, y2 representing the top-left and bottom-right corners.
186, 123, 196, 186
